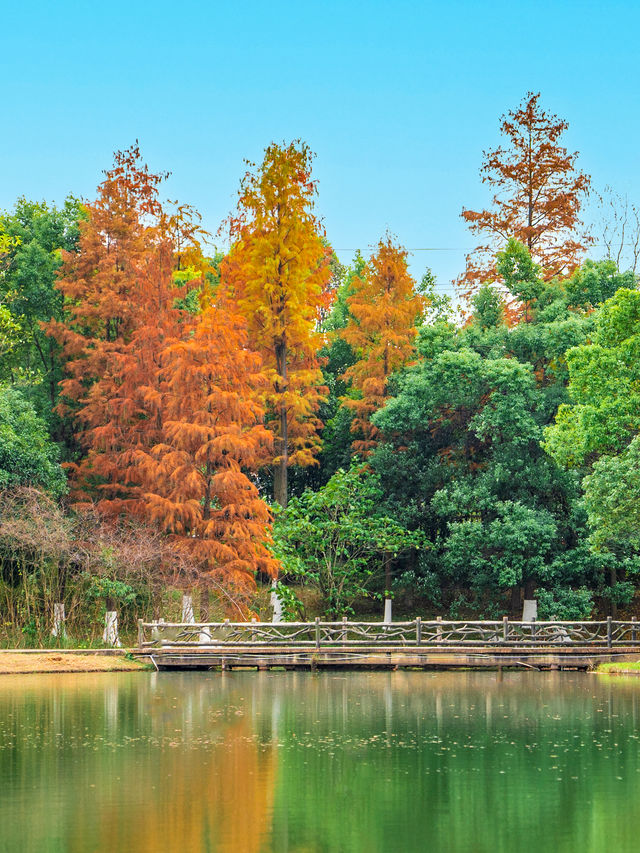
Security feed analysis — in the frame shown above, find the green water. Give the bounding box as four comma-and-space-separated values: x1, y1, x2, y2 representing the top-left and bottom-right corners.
1, 671, 639, 852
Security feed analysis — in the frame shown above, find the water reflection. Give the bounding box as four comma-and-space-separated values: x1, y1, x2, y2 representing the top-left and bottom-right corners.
1, 671, 640, 852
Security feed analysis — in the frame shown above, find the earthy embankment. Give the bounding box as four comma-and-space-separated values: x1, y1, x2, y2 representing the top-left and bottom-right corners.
0, 650, 149, 674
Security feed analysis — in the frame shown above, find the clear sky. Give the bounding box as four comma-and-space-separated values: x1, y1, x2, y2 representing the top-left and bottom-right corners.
2, 0, 639, 291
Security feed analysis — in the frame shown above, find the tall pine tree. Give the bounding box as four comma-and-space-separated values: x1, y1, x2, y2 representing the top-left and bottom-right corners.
48, 145, 200, 511
341, 235, 424, 455
223, 141, 331, 507
458, 92, 591, 305
138, 298, 279, 595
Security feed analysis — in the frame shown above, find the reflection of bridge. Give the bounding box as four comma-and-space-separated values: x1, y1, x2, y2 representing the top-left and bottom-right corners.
138, 618, 640, 671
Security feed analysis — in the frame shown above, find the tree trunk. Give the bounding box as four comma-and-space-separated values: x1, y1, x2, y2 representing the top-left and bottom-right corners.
271, 334, 288, 623
273, 459, 288, 509
200, 587, 213, 621
103, 611, 121, 647
52, 603, 66, 639
274, 341, 288, 508
510, 585, 522, 619
385, 557, 392, 597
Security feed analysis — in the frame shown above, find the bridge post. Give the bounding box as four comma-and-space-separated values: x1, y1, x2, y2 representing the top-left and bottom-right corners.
137, 619, 144, 648
503, 616, 509, 643
436, 616, 442, 644
315, 617, 321, 651
416, 617, 422, 647
633, 616, 637, 645
607, 616, 613, 648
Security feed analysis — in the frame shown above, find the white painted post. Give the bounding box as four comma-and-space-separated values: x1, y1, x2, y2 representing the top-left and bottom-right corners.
271, 579, 283, 623
383, 598, 393, 624
103, 611, 122, 647
182, 594, 196, 644
51, 603, 66, 639
181, 594, 195, 623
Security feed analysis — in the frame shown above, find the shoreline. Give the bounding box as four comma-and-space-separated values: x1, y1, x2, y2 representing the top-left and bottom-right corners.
0, 650, 150, 674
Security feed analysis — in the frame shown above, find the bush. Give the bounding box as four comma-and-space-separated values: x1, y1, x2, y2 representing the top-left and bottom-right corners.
537, 587, 594, 620
0, 487, 204, 646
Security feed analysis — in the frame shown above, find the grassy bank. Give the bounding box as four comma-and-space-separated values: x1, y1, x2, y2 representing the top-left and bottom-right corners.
597, 660, 640, 675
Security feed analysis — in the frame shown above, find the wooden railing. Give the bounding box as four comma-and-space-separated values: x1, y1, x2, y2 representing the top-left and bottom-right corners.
138, 617, 640, 649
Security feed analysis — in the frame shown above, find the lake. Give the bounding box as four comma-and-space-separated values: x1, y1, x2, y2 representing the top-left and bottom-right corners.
1, 670, 639, 852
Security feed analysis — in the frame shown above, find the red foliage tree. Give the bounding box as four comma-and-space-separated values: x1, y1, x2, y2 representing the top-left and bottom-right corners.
48, 145, 200, 511
458, 92, 591, 306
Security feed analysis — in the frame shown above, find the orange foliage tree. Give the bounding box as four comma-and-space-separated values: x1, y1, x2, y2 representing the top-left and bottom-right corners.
341, 235, 424, 455
48, 146, 201, 511
223, 141, 332, 507
49, 146, 277, 598
137, 298, 279, 598
458, 92, 591, 305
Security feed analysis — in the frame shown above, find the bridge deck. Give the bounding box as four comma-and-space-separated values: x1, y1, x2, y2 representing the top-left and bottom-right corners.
138, 619, 640, 672
142, 645, 640, 672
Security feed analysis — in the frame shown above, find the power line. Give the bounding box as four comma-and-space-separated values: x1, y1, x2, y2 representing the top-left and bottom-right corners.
333, 247, 473, 252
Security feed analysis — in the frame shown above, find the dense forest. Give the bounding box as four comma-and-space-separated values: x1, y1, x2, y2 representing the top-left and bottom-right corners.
2, 91, 640, 644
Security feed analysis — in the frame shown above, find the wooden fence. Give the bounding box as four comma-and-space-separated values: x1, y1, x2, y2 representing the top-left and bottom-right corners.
138, 617, 640, 650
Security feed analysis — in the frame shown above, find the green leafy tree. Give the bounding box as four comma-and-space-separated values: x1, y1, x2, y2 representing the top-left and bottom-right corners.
543, 286, 640, 604
272, 464, 423, 616
565, 259, 635, 309
544, 288, 640, 467
584, 439, 640, 550
470, 284, 505, 330
0, 306, 22, 361
0, 385, 66, 496
373, 342, 587, 615
443, 502, 557, 606
0, 196, 83, 430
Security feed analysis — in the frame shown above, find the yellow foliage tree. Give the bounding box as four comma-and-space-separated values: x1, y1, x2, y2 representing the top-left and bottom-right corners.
223, 140, 331, 506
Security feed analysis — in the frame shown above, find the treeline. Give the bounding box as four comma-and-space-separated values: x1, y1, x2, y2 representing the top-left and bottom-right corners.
1, 92, 639, 642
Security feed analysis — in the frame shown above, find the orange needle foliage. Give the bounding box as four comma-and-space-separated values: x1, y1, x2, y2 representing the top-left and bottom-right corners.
49, 146, 277, 595
223, 141, 332, 506
47, 145, 198, 511
341, 235, 424, 455
137, 298, 279, 593
458, 92, 591, 311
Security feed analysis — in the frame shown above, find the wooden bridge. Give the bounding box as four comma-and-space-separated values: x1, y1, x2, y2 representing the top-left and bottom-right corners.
137, 617, 640, 672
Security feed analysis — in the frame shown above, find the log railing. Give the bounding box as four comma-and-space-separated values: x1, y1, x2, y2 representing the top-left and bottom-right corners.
138, 617, 640, 649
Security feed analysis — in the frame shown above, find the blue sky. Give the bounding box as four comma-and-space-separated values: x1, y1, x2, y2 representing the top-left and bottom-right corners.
2, 0, 640, 290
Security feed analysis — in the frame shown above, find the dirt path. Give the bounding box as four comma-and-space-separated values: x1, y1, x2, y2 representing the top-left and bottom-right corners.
0, 651, 148, 673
